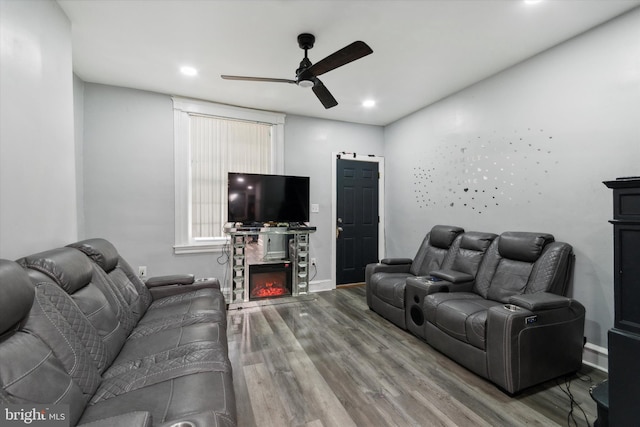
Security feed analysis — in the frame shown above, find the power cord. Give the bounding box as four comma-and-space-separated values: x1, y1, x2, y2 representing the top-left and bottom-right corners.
556, 372, 593, 427
310, 261, 318, 281
217, 239, 231, 266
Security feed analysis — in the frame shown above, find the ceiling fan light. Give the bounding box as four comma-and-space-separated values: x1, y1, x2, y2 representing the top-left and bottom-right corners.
298, 79, 314, 88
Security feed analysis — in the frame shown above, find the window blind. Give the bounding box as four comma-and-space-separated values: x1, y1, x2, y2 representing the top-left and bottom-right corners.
189, 115, 272, 238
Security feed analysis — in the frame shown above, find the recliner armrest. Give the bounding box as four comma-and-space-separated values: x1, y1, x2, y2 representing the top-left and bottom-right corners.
430, 269, 474, 284
486, 297, 585, 393
380, 258, 413, 265
406, 276, 451, 294
365, 262, 412, 286
78, 411, 152, 427
145, 274, 195, 288
148, 278, 221, 300
508, 292, 571, 311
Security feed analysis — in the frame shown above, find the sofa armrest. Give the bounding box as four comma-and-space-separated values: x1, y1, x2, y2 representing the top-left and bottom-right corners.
145, 274, 195, 288
79, 412, 152, 427
380, 257, 413, 265
365, 262, 412, 286
148, 278, 221, 300
405, 276, 452, 294
430, 269, 474, 284
486, 298, 585, 393
508, 292, 571, 311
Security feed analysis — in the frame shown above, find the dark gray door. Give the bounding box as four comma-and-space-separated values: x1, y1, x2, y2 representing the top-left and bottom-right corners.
336, 158, 379, 285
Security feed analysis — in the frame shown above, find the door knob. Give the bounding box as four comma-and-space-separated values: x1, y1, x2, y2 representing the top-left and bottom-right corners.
336, 226, 343, 239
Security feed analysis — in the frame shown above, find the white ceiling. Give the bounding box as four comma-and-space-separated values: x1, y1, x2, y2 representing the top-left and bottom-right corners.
58, 0, 640, 126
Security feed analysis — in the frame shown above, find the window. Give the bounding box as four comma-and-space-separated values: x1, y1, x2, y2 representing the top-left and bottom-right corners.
173, 97, 285, 253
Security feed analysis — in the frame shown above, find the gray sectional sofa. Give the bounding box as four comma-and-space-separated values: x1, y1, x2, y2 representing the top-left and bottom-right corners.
366, 225, 585, 394
0, 238, 235, 427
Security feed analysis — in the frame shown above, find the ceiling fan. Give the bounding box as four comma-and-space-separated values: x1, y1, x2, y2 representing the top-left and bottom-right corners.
221, 33, 373, 109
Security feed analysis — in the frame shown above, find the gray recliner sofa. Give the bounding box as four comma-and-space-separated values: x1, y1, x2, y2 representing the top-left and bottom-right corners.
367, 227, 585, 394
1, 239, 235, 426
365, 225, 464, 329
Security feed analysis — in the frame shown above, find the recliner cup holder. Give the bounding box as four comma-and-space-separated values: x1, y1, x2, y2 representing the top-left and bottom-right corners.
503, 304, 519, 312
170, 422, 196, 427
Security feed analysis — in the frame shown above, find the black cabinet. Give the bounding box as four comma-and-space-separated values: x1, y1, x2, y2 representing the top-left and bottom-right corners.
603, 177, 640, 427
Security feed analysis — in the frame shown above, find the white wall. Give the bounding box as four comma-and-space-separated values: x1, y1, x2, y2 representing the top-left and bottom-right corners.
384, 9, 640, 355
284, 115, 384, 287
0, 0, 77, 259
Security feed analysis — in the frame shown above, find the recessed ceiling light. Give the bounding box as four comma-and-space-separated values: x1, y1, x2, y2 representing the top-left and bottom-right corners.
362, 99, 376, 108
180, 66, 198, 76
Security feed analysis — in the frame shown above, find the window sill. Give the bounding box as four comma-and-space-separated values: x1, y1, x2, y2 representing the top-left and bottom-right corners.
173, 239, 228, 254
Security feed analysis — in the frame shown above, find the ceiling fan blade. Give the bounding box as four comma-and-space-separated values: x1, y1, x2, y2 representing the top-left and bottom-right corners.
307, 41, 373, 76
221, 75, 297, 84
312, 79, 338, 109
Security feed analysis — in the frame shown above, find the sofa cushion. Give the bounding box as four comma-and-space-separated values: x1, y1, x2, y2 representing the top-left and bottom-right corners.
410, 246, 449, 277
93, 342, 231, 404
409, 225, 463, 277
70, 238, 228, 330
25, 281, 107, 393
0, 260, 34, 334
449, 231, 497, 276
18, 248, 93, 294
486, 258, 535, 303
369, 272, 410, 309
112, 323, 227, 367
79, 372, 236, 426
460, 232, 497, 252
429, 225, 465, 249
425, 292, 501, 350
69, 238, 120, 273
498, 232, 554, 263
526, 242, 575, 295
69, 239, 154, 316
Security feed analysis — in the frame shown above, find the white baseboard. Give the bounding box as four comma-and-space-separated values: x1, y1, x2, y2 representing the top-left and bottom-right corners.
309, 279, 334, 293
583, 342, 608, 373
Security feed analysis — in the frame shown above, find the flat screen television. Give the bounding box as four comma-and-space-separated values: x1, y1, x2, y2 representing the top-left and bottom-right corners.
228, 172, 310, 225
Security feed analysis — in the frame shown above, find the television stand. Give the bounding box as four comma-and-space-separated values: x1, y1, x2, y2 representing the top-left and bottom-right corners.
224, 227, 316, 303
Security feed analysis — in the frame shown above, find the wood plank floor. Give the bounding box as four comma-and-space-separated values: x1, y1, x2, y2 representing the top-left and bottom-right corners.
226, 286, 606, 427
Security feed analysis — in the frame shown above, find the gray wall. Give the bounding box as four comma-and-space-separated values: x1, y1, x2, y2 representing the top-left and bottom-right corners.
0, 0, 77, 259
74, 74, 85, 238
383, 9, 640, 350
81, 86, 383, 286
82, 84, 219, 278
284, 115, 384, 283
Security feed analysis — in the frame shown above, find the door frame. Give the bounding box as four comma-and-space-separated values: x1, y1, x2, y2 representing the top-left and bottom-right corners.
331, 153, 385, 287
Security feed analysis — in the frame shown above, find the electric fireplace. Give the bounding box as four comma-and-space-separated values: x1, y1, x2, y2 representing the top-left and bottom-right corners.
249, 262, 292, 300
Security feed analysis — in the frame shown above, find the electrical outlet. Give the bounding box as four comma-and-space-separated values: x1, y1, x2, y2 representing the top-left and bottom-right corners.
310, 258, 317, 266
138, 266, 147, 278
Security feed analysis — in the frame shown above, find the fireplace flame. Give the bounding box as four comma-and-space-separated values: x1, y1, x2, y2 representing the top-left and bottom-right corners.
251, 280, 288, 298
